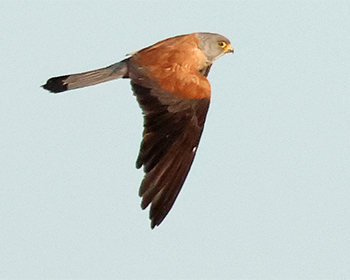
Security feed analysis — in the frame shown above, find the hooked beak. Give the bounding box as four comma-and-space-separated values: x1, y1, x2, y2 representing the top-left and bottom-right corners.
224, 44, 234, 53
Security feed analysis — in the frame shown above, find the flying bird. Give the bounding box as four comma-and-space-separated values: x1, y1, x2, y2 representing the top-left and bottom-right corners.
42, 32, 233, 228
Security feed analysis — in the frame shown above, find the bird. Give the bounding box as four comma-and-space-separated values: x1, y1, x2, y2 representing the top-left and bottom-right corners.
42, 32, 233, 228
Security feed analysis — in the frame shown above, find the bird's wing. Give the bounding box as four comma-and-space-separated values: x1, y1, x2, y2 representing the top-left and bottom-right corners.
131, 81, 210, 228
126, 35, 213, 228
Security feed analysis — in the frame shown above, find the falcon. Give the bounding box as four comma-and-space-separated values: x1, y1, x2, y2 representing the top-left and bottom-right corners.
42, 32, 233, 228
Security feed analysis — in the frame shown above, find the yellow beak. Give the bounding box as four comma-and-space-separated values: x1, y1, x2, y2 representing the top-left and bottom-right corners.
224, 44, 234, 53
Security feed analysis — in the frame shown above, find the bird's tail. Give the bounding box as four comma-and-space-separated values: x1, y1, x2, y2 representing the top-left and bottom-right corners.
42, 59, 129, 93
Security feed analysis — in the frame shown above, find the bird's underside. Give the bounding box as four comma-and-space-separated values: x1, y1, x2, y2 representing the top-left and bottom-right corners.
42, 32, 233, 228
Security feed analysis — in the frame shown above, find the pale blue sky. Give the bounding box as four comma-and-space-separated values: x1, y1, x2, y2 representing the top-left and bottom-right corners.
1, 1, 350, 279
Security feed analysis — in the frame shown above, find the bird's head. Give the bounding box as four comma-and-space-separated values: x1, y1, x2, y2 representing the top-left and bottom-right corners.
196, 32, 233, 63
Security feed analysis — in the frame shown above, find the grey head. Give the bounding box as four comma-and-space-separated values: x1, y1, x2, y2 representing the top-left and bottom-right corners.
196, 32, 233, 63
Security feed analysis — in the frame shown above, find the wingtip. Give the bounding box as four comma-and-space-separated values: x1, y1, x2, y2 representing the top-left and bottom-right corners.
150, 220, 158, 229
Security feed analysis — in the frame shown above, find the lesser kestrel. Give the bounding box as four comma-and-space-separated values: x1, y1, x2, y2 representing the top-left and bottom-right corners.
43, 32, 233, 228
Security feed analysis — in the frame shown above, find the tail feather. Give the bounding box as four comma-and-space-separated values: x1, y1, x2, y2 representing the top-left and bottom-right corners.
42, 59, 129, 93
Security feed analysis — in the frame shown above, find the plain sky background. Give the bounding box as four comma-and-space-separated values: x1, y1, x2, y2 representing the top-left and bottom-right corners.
1, 1, 350, 279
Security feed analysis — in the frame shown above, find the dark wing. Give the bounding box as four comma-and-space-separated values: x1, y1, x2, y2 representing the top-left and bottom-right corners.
131, 81, 210, 228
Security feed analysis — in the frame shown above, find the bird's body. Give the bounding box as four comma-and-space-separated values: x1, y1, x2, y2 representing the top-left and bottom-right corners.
132, 34, 211, 99
43, 32, 233, 228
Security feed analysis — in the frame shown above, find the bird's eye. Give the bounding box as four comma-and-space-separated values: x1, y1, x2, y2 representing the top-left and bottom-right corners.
218, 41, 227, 48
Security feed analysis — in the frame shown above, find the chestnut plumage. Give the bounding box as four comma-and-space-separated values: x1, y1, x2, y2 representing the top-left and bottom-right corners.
42, 32, 233, 228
